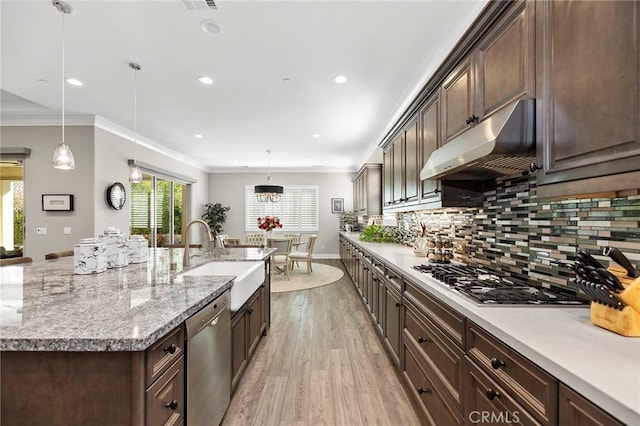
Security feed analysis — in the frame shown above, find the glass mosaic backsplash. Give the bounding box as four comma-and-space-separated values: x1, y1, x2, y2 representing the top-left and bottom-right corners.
395, 173, 640, 293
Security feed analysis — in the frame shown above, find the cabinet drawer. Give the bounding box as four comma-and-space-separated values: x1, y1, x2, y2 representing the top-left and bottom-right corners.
146, 356, 184, 426
466, 322, 557, 424
403, 341, 463, 425
465, 358, 542, 426
146, 326, 184, 387
404, 279, 465, 348
404, 303, 464, 412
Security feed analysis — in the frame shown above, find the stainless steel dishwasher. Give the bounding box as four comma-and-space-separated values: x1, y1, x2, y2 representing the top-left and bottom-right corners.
185, 290, 231, 426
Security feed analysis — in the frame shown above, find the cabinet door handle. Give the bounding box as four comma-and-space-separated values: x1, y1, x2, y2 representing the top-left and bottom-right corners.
165, 400, 179, 410
465, 114, 479, 124
163, 344, 177, 354
246, 308, 254, 315
490, 357, 506, 370
529, 163, 542, 173
395, 302, 402, 307
417, 336, 429, 344
486, 389, 500, 401
417, 387, 431, 395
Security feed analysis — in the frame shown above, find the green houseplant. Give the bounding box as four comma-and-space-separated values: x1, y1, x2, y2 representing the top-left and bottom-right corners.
202, 202, 231, 238
359, 224, 396, 243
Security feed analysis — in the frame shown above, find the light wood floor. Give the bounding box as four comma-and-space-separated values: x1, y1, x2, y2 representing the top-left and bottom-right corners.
223, 260, 422, 426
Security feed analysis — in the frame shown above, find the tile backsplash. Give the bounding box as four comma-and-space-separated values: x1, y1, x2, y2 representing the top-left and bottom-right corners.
396, 173, 640, 294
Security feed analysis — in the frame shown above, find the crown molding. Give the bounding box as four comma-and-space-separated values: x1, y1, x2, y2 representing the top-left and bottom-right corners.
0, 113, 95, 126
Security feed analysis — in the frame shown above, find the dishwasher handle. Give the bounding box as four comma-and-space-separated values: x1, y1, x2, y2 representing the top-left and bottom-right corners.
185, 291, 229, 339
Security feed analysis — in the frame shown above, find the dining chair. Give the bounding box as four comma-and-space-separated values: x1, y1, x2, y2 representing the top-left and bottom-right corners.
45, 250, 74, 260
221, 238, 241, 247
267, 238, 293, 280
215, 234, 229, 248
246, 233, 264, 246
289, 234, 317, 274
0, 256, 33, 267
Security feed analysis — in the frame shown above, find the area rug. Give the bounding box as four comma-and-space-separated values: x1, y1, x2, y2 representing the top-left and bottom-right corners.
271, 262, 344, 293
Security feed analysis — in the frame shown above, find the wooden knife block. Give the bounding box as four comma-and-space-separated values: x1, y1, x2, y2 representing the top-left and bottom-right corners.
589, 266, 640, 337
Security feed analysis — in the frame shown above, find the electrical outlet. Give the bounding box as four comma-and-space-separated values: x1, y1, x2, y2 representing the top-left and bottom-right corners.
36, 227, 47, 235
64, 227, 72, 235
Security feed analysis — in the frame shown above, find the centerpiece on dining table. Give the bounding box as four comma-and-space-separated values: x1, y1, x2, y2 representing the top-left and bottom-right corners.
257, 216, 283, 246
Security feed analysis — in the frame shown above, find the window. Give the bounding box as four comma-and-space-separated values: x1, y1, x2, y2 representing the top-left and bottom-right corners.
130, 174, 187, 248
245, 185, 318, 232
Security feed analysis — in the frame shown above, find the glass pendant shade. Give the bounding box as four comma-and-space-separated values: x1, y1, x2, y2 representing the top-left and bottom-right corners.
53, 1, 75, 170
254, 184, 283, 202
52, 141, 75, 170
129, 162, 143, 183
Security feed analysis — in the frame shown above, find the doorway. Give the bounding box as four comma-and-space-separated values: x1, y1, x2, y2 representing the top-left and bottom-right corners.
0, 160, 24, 258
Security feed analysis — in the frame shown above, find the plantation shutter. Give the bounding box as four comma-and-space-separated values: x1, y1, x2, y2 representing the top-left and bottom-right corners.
244, 185, 318, 232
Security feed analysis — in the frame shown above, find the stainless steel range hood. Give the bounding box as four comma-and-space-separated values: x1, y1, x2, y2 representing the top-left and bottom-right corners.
420, 99, 535, 181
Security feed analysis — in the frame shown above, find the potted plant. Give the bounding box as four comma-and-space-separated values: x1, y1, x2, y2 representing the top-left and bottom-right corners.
202, 203, 231, 239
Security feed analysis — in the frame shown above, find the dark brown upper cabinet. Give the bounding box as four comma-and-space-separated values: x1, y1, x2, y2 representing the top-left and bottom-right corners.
535, 0, 640, 191
419, 92, 441, 202
477, 0, 534, 119
383, 146, 393, 207
442, 0, 534, 146
442, 55, 475, 144
353, 163, 382, 216
392, 133, 404, 204
403, 117, 420, 204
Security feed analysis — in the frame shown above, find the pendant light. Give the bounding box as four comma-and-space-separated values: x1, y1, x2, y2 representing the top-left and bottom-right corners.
128, 62, 143, 183
254, 148, 283, 202
52, 0, 75, 170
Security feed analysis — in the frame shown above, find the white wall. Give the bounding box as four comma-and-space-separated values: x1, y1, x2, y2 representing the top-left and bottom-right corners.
1, 126, 96, 261
208, 172, 354, 257
1, 124, 209, 261
93, 128, 210, 237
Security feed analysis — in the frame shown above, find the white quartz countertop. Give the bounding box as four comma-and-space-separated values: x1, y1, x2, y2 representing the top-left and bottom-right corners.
341, 232, 640, 426
0, 247, 274, 352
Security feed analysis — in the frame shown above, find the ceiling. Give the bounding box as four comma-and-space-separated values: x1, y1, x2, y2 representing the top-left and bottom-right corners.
1, 0, 488, 173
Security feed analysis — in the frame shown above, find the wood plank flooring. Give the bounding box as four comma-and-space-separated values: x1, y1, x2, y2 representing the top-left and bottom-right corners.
223, 260, 422, 426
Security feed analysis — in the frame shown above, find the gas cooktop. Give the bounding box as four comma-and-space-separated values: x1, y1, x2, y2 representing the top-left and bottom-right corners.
412, 263, 587, 306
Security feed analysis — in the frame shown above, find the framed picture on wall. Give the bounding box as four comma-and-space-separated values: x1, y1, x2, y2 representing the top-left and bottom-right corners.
42, 194, 74, 211
331, 198, 344, 214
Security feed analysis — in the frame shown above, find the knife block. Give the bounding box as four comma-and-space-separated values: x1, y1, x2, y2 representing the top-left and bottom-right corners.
589, 266, 640, 337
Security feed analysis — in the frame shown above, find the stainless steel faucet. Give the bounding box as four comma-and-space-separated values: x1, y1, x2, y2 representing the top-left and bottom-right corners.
183, 219, 214, 267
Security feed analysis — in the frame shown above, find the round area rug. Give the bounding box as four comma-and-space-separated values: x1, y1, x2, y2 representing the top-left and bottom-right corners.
271, 263, 344, 293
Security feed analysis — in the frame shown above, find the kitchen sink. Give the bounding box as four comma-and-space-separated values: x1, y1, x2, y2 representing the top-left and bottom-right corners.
181, 261, 265, 312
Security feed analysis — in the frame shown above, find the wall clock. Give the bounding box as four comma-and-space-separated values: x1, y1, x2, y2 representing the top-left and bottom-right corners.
106, 182, 126, 210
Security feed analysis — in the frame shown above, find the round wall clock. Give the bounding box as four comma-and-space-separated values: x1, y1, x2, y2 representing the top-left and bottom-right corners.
106, 182, 126, 210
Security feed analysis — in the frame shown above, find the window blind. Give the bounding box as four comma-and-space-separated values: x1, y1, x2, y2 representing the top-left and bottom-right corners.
245, 185, 319, 232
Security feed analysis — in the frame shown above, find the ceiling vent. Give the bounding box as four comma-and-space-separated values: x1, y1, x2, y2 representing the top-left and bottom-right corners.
180, 0, 217, 11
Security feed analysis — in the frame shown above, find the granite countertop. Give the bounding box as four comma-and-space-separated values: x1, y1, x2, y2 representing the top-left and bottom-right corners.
0, 247, 275, 352
341, 232, 640, 426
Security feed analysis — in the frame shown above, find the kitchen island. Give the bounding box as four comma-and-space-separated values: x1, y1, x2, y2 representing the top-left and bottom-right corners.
341, 232, 640, 426
0, 247, 274, 425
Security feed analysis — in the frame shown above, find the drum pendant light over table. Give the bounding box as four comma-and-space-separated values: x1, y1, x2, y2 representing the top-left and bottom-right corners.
52, 0, 75, 170
254, 149, 283, 202
128, 62, 143, 183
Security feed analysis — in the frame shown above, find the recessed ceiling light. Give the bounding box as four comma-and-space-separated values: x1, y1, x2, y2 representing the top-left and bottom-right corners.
200, 19, 221, 35
66, 78, 83, 86
198, 76, 214, 85
312, 134, 320, 138
194, 134, 203, 139
333, 75, 348, 84
38, 79, 48, 83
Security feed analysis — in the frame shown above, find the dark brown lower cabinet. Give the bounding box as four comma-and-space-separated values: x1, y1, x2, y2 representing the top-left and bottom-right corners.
231, 285, 266, 391
403, 340, 463, 425
0, 327, 185, 426
465, 358, 541, 425
384, 284, 402, 366
559, 384, 624, 426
